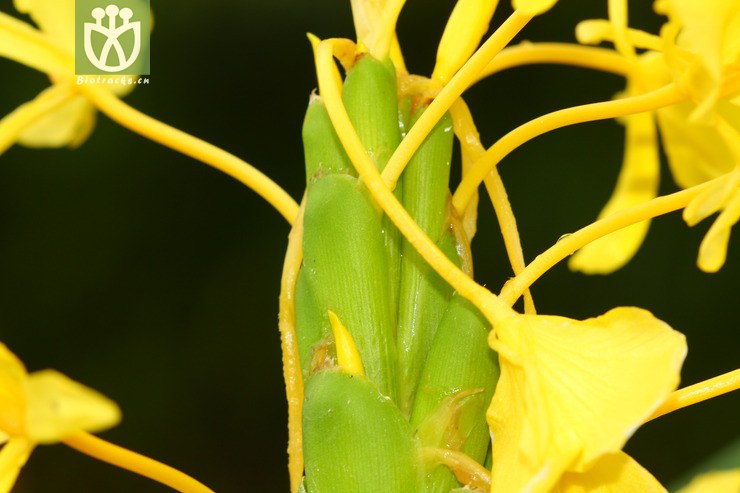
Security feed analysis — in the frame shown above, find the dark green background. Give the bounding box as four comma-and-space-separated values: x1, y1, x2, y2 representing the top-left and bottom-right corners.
1, 1, 737, 492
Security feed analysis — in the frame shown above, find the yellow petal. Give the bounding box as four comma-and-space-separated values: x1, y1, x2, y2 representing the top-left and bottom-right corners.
677, 469, 740, 493
683, 168, 740, 226
432, 0, 499, 83
0, 344, 28, 438
350, 0, 405, 59
17, 94, 97, 149
14, 0, 75, 53
569, 111, 659, 274
554, 451, 666, 493
655, 0, 740, 118
0, 11, 71, 75
0, 438, 33, 493
512, 0, 557, 16
657, 102, 737, 188
0, 84, 77, 156
487, 307, 686, 493
696, 190, 740, 273
25, 370, 121, 444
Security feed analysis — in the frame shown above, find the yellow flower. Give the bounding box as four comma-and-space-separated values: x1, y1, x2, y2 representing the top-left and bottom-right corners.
0, 0, 135, 154
487, 307, 686, 493
654, 0, 740, 119
570, 1, 740, 274
0, 342, 120, 492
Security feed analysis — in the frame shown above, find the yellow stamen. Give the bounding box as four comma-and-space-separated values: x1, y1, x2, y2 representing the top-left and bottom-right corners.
62, 431, 214, 493
422, 447, 491, 490
380, 10, 534, 189
646, 369, 740, 422
0, 83, 77, 155
479, 42, 634, 79
315, 39, 515, 327
450, 98, 536, 314
80, 86, 299, 225
452, 83, 685, 215
327, 311, 365, 376
278, 203, 306, 493
499, 178, 720, 306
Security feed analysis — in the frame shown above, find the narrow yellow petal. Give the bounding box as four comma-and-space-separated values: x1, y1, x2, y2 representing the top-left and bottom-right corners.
25, 370, 121, 444
683, 168, 740, 226
0, 344, 28, 438
0, 11, 71, 74
554, 451, 665, 492
14, 0, 75, 52
327, 311, 365, 377
17, 93, 97, 149
0, 85, 78, 156
432, 0, 499, 83
0, 438, 33, 493
488, 307, 686, 493
569, 111, 659, 274
697, 190, 740, 272
677, 469, 740, 493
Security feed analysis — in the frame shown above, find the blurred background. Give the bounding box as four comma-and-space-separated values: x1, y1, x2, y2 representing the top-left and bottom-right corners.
0, 1, 737, 491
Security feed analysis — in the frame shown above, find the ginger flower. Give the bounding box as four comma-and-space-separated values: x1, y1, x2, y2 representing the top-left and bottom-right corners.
486, 307, 686, 492
569, 0, 740, 274
0, 342, 121, 491
0, 0, 135, 155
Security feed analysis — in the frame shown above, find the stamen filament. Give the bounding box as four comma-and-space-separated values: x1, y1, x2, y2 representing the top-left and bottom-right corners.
450, 98, 536, 314
278, 203, 306, 493
80, 86, 299, 225
62, 431, 214, 493
646, 369, 740, 422
380, 10, 534, 189
0, 83, 76, 155
498, 178, 720, 305
478, 42, 634, 80
422, 447, 491, 490
452, 83, 685, 214
315, 40, 516, 326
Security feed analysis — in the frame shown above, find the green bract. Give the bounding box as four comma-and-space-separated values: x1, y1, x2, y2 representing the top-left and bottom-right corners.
297, 52, 500, 492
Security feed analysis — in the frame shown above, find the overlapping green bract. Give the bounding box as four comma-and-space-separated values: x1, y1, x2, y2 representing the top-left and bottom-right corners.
298, 54, 500, 491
